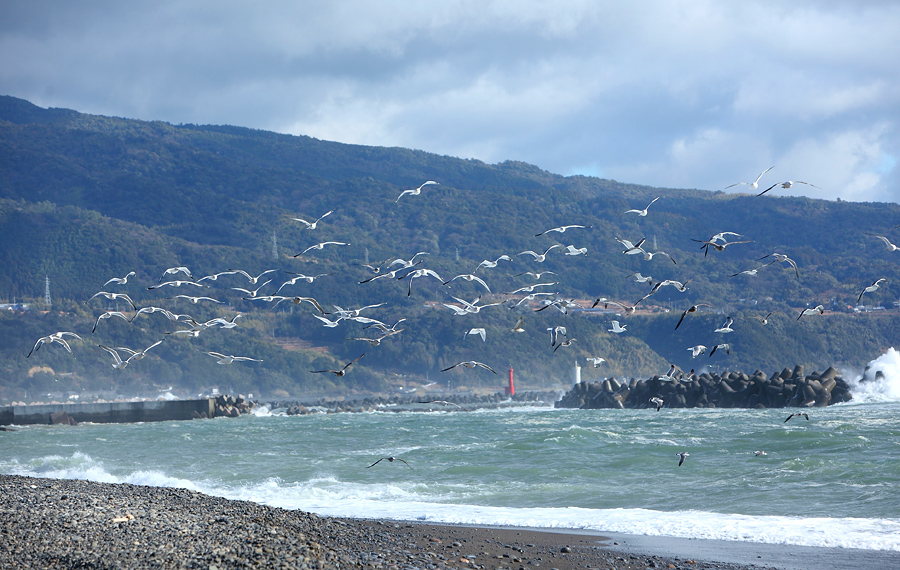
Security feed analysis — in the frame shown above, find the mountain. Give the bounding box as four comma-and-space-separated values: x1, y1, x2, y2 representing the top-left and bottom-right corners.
1, 95, 898, 401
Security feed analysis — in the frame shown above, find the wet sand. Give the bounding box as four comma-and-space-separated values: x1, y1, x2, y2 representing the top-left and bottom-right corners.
1, 474, 896, 569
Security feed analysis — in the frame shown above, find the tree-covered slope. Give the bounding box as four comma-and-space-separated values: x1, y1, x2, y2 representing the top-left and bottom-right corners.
1, 95, 899, 401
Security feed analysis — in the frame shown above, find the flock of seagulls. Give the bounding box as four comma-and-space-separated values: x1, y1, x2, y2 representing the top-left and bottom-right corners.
24, 163, 890, 472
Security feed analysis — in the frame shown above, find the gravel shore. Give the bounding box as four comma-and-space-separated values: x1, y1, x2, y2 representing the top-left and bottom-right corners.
0, 474, 821, 570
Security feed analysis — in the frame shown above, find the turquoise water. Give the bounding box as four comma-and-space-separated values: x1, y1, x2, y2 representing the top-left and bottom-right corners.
3, 379, 900, 550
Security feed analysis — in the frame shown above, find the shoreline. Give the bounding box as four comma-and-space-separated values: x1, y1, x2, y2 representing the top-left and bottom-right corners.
2, 475, 897, 570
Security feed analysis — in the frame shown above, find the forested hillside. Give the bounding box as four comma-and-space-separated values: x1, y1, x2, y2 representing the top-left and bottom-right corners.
1, 95, 898, 402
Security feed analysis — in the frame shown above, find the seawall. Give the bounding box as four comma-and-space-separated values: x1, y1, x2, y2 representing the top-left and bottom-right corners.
0, 398, 217, 426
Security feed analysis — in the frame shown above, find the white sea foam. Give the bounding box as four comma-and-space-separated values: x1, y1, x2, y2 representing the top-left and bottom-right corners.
5, 455, 899, 552
847, 348, 900, 403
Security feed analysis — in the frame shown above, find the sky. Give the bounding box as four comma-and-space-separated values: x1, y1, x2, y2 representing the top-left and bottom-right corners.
1, 1, 898, 202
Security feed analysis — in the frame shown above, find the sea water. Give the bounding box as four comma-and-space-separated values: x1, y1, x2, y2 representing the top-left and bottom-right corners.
3, 351, 900, 552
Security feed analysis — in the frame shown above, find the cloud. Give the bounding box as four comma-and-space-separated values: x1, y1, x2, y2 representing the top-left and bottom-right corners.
0, 1, 898, 202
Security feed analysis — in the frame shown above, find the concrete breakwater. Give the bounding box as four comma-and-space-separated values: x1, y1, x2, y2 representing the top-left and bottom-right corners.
0, 394, 255, 426
267, 390, 561, 415
555, 365, 853, 410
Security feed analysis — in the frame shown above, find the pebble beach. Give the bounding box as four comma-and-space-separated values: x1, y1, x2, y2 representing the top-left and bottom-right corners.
0, 474, 772, 570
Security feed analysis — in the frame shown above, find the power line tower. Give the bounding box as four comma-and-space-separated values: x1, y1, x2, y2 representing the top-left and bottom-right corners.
364, 247, 370, 265
271, 232, 278, 260
44, 276, 51, 307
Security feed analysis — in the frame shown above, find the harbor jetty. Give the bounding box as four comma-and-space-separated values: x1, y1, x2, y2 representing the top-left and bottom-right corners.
0, 394, 254, 426
555, 366, 853, 410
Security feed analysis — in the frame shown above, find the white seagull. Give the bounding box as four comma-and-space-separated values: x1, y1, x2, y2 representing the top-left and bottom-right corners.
547, 325, 567, 346
147, 280, 207, 291
475, 255, 512, 271
27, 332, 81, 358
395, 180, 439, 202
709, 343, 731, 357
231, 280, 272, 299
758, 252, 800, 279
276, 272, 334, 293
401, 268, 444, 296
723, 166, 774, 191
292, 210, 334, 229
464, 328, 487, 342
623, 196, 660, 216
688, 345, 707, 358
441, 361, 498, 374
650, 397, 664, 411
616, 237, 646, 255
205, 351, 263, 365
509, 316, 526, 333
608, 320, 627, 334
113, 340, 163, 362
158, 266, 193, 283
443, 273, 491, 293
586, 357, 606, 367
228, 269, 278, 284
677, 451, 689, 467
758, 180, 820, 197
563, 245, 587, 256
643, 250, 677, 264
714, 316, 735, 333
518, 244, 561, 262
168, 295, 223, 305
91, 310, 132, 333
295, 242, 349, 256
858, 278, 887, 304
89, 291, 137, 310
535, 224, 590, 237
102, 271, 136, 287
798, 305, 825, 320
516, 270, 557, 280
98, 344, 134, 370
873, 235, 900, 252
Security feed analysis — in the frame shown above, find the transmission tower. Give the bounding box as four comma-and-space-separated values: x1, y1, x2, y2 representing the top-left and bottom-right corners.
44, 276, 51, 307
271, 232, 278, 260
365, 247, 370, 265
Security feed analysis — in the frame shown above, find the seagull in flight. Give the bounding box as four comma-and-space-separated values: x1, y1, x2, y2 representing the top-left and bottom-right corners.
746, 311, 776, 325
147, 280, 207, 291
443, 273, 491, 293
649, 397, 664, 411
547, 325, 567, 346
464, 328, 486, 342
723, 166, 774, 191
113, 340, 163, 362
631, 273, 654, 285
642, 249, 676, 264
688, 345, 707, 358
388, 252, 430, 269
27, 332, 81, 358
757, 252, 800, 279
197, 270, 242, 283
553, 338, 577, 353
758, 180, 820, 197
709, 343, 731, 357
102, 271, 136, 287
714, 316, 735, 333
506, 282, 557, 295
228, 269, 278, 284
276, 272, 334, 293
784, 412, 809, 423
608, 320, 627, 334
167, 295, 223, 305
516, 270, 557, 280
586, 357, 606, 367
91, 310, 132, 333
205, 351, 263, 364
616, 237, 646, 255
98, 344, 136, 370
395, 180, 439, 202
400, 268, 444, 296
732, 261, 775, 277
623, 196, 660, 216
798, 305, 825, 320
89, 291, 137, 310
313, 314, 344, 328
509, 316, 526, 333
158, 266, 193, 283
693, 238, 751, 256
231, 279, 272, 299
563, 245, 587, 256
367, 456, 413, 469
518, 244, 561, 262
202, 315, 243, 329
754, 450, 768, 457
359, 261, 423, 284
476, 255, 512, 271
310, 353, 365, 376
535, 224, 590, 237
442, 361, 498, 374
294, 242, 349, 256
677, 451, 689, 467
858, 278, 887, 304
675, 303, 711, 330
292, 210, 334, 229
873, 235, 900, 252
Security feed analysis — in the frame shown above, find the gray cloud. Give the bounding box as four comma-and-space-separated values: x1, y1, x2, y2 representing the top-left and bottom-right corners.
1, 1, 897, 201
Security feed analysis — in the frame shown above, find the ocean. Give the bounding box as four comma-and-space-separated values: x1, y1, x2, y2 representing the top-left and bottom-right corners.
3, 349, 900, 553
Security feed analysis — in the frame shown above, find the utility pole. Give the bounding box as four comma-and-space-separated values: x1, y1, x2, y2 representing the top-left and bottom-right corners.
272, 232, 278, 260
44, 276, 51, 308
365, 247, 370, 265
